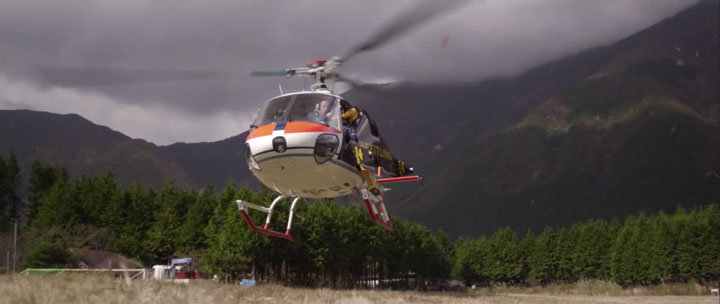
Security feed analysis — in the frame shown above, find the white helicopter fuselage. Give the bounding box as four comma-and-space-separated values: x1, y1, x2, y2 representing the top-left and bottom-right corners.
245, 93, 364, 199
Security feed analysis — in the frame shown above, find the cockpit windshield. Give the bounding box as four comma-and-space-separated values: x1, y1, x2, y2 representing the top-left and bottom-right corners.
252, 94, 341, 130
287, 95, 340, 128
253, 95, 292, 127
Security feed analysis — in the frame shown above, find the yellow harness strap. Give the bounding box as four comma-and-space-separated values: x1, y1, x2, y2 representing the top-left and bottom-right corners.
342, 107, 359, 122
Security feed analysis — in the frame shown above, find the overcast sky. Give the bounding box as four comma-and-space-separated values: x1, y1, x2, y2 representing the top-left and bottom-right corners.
0, 0, 696, 145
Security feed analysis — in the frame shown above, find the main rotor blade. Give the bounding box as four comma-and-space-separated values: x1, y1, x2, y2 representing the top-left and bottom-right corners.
339, 1, 467, 63
41, 68, 244, 86
334, 74, 393, 95
250, 70, 290, 77
334, 73, 366, 88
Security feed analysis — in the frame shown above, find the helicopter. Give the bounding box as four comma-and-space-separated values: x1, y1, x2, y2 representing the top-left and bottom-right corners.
238, 2, 467, 240
239, 62, 420, 240
39, 2, 467, 241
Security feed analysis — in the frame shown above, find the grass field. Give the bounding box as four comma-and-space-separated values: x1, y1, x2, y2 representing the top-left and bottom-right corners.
1, 275, 717, 304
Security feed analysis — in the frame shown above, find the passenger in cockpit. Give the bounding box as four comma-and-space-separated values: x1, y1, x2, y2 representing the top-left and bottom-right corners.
309, 99, 331, 124
342, 106, 359, 142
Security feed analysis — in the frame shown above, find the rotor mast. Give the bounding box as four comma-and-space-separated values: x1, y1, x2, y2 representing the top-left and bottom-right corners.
264, 57, 343, 92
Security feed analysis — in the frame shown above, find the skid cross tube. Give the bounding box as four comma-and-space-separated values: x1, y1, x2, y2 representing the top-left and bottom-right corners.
236, 195, 300, 241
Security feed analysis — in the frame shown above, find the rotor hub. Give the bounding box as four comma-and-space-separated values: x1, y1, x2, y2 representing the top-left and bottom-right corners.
306, 59, 328, 68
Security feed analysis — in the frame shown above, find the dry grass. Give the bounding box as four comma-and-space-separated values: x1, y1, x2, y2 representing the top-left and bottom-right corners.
0, 275, 717, 304
469, 280, 716, 297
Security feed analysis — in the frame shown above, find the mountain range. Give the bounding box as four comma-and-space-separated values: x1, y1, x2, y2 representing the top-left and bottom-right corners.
0, 109, 253, 189
1, 0, 718, 237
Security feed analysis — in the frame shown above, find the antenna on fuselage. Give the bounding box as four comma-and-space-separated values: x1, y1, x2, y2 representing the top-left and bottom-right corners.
278, 84, 283, 95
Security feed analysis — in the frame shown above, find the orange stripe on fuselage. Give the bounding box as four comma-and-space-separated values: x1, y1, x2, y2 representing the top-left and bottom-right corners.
246, 123, 276, 140
285, 121, 340, 134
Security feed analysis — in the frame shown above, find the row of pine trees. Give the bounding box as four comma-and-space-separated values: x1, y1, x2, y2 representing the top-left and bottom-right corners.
1, 154, 719, 289
453, 208, 719, 286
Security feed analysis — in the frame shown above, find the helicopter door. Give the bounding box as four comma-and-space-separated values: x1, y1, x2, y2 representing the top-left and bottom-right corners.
355, 113, 380, 145
345, 113, 380, 167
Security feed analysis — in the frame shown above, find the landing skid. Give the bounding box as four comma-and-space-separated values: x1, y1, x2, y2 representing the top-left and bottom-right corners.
362, 189, 394, 232
236, 195, 300, 241
236, 175, 421, 240
236, 192, 394, 240
364, 174, 420, 232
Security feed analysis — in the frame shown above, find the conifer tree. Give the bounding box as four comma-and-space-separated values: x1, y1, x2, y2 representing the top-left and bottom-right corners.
2, 153, 22, 224
571, 220, 615, 281
0, 155, 7, 229
100, 183, 155, 260
553, 227, 575, 283
697, 204, 720, 283
611, 215, 642, 285
178, 186, 217, 252
27, 161, 68, 222
31, 177, 76, 230
204, 179, 238, 246
488, 227, 523, 285
453, 237, 491, 286
528, 227, 557, 284
434, 229, 454, 280
519, 230, 535, 283
673, 207, 696, 282
143, 182, 195, 263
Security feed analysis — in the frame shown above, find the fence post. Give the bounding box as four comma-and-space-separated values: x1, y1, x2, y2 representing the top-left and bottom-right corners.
13, 220, 17, 273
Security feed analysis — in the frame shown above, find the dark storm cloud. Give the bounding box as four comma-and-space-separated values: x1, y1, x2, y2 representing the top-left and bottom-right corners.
0, 0, 697, 144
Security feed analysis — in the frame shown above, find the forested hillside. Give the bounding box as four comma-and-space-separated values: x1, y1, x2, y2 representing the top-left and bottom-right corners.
2, 156, 717, 289
389, 0, 720, 236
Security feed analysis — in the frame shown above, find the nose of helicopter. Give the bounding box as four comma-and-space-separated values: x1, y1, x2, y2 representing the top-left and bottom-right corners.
245, 121, 362, 198
245, 121, 341, 160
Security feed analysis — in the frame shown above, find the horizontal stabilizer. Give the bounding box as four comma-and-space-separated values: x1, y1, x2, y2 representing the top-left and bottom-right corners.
377, 175, 421, 184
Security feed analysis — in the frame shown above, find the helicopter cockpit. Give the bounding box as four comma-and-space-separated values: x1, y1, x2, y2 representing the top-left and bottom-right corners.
252, 93, 342, 131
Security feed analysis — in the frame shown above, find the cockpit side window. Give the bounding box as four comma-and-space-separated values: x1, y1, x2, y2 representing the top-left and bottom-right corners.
368, 117, 379, 137
354, 110, 381, 144
355, 115, 371, 139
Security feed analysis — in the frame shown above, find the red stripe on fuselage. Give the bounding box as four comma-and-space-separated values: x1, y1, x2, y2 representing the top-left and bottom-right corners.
246, 123, 276, 140
285, 121, 340, 134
